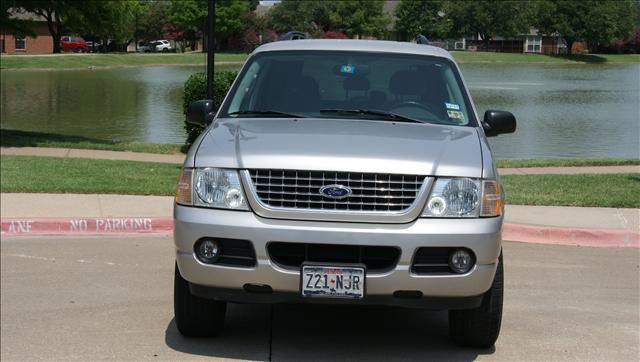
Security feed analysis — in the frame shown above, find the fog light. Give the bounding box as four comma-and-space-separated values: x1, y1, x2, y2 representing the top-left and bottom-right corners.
195, 239, 220, 263
449, 249, 473, 274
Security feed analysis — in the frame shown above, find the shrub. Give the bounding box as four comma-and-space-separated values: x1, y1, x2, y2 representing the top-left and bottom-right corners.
321, 31, 348, 39
183, 71, 238, 146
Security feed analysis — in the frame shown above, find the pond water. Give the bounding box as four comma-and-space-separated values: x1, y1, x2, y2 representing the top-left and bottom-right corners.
1, 63, 639, 159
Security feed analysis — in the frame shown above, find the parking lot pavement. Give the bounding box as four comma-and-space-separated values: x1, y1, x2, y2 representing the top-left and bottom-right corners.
1, 237, 638, 361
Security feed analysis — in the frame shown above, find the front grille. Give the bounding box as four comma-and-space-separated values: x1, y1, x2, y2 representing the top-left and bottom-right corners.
268, 242, 400, 273
248, 169, 425, 212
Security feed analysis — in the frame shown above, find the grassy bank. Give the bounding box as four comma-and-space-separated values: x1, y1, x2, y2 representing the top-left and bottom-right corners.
1, 156, 180, 195
2, 155, 638, 208
0, 52, 246, 70
503, 173, 640, 208
3, 129, 639, 168
452, 52, 640, 64
1, 129, 184, 154
496, 158, 640, 168
2, 51, 638, 70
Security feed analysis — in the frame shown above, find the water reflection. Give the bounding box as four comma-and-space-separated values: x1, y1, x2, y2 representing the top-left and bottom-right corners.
1, 63, 639, 159
462, 63, 640, 159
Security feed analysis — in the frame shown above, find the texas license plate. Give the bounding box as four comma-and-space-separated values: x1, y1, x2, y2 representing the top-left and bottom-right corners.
301, 265, 365, 299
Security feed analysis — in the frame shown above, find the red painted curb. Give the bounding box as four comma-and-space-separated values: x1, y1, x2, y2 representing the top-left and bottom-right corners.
1, 217, 173, 237
503, 222, 640, 248
2, 218, 638, 248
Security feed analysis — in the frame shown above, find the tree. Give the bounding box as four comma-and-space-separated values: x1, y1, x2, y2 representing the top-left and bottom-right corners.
215, 0, 250, 45
136, 0, 172, 42
266, 0, 334, 34
394, 0, 451, 41
2, 0, 36, 37
168, 0, 206, 50
330, 0, 390, 39
169, 0, 249, 50
16, 0, 138, 52
267, 0, 389, 38
447, 0, 530, 49
78, 0, 139, 47
533, 0, 636, 54
17, 0, 83, 53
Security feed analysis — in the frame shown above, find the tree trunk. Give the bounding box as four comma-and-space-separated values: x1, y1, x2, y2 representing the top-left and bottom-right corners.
565, 37, 574, 56
41, 9, 61, 53
481, 33, 490, 51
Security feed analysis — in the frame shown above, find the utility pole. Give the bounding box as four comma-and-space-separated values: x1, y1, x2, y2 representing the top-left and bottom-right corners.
206, 0, 215, 99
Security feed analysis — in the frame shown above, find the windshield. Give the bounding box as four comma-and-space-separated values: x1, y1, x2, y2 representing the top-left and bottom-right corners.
221, 50, 476, 126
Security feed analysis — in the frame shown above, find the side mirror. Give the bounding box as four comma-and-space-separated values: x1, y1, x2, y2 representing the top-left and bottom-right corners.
186, 100, 216, 127
482, 110, 516, 137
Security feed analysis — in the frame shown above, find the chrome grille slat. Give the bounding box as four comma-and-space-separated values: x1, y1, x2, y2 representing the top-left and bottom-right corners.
256, 191, 416, 198
254, 183, 419, 192
253, 176, 422, 184
258, 198, 413, 207
248, 169, 425, 213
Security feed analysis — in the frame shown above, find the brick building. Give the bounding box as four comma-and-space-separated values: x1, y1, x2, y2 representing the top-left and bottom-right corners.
1, 11, 54, 54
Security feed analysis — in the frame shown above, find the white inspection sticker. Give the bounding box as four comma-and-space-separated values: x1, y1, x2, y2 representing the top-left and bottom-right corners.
445, 102, 461, 110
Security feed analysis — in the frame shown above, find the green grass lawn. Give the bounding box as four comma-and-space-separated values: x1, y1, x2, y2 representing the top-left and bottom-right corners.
2, 155, 638, 207
1, 156, 180, 195
502, 173, 640, 208
3, 129, 639, 168
496, 158, 640, 168
452, 51, 640, 64
2, 51, 637, 70
0, 52, 247, 70
1, 129, 185, 154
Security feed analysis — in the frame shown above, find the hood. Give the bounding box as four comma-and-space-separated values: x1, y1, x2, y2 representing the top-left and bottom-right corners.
195, 118, 482, 177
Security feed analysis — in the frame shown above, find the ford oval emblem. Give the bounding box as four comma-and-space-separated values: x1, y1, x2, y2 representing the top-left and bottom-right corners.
319, 184, 352, 199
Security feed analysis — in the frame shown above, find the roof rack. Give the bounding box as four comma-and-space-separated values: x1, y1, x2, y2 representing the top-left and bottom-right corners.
278, 31, 309, 41
415, 35, 430, 45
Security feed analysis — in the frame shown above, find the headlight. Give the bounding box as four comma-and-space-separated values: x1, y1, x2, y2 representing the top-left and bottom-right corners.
422, 178, 502, 218
175, 167, 248, 210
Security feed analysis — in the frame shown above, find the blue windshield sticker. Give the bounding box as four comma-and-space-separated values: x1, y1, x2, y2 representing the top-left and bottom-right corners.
340, 65, 355, 74
445, 102, 460, 110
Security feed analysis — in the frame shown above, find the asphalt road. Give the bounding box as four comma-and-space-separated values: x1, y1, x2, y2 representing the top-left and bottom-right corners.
1, 236, 638, 361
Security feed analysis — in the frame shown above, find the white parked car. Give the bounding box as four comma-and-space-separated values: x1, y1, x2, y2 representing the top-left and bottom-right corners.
151, 40, 171, 52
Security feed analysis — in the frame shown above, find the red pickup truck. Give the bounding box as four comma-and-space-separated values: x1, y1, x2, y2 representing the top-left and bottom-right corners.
60, 36, 87, 52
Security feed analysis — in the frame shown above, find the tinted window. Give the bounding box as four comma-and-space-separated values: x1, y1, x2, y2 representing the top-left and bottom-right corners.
222, 51, 475, 126
15, 37, 25, 50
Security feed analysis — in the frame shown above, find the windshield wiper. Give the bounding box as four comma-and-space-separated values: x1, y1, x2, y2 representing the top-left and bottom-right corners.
227, 110, 307, 118
319, 109, 425, 124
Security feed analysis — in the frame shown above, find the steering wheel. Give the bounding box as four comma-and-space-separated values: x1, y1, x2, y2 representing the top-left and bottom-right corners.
389, 101, 439, 116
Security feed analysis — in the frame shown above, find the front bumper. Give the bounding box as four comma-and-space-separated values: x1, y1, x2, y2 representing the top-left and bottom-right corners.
174, 205, 502, 306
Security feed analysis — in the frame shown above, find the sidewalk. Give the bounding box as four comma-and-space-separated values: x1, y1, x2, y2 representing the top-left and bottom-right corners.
1, 193, 638, 247
2, 147, 639, 175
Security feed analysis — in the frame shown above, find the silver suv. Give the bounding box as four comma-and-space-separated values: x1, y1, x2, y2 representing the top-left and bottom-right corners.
175, 39, 516, 348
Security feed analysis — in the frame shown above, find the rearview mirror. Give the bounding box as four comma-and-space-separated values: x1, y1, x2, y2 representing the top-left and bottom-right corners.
186, 100, 216, 127
482, 110, 516, 137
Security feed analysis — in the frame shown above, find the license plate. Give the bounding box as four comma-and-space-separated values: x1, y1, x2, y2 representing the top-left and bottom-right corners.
301, 265, 365, 299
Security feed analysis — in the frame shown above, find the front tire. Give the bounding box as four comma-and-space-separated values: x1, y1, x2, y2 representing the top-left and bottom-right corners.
449, 251, 503, 348
174, 263, 226, 337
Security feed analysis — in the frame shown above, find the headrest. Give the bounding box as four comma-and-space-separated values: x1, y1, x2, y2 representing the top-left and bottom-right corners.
343, 75, 370, 91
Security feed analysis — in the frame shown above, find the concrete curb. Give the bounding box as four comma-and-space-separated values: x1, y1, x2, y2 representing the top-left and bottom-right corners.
2, 217, 638, 248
